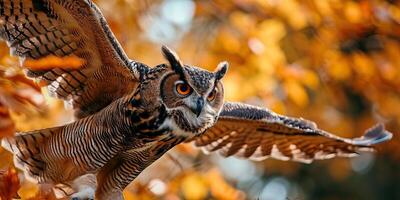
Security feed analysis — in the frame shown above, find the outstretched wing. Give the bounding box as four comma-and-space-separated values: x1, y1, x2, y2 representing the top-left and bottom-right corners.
194, 102, 392, 163
0, 0, 140, 118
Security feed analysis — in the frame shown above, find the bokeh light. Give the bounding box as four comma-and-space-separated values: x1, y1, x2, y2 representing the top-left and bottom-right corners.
0, 0, 399, 199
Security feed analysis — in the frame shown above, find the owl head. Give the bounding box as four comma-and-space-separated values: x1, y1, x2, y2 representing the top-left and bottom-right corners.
159, 46, 228, 136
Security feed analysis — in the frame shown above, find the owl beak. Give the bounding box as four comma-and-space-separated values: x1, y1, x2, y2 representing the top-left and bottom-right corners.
191, 98, 204, 117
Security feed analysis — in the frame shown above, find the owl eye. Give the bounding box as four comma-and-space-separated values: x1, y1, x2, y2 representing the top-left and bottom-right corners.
207, 89, 217, 101
175, 82, 192, 96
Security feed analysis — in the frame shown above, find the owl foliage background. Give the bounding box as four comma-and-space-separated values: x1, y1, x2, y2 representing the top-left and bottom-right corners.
0, 0, 399, 200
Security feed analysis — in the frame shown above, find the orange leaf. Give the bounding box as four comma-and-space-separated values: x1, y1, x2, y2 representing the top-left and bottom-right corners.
18, 181, 58, 200
0, 167, 20, 200
6, 74, 41, 92
0, 103, 15, 138
206, 168, 245, 200
23, 55, 85, 70
283, 80, 309, 107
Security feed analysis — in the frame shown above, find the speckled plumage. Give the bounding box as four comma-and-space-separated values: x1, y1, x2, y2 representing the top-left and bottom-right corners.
183, 65, 215, 93
0, 1, 393, 200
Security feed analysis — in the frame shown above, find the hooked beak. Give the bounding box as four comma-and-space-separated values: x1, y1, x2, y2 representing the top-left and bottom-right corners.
190, 98, 204, 117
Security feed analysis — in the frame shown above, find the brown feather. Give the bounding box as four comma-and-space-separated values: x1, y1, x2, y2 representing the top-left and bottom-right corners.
195, 102, 393, 163
0, 0, 139, 118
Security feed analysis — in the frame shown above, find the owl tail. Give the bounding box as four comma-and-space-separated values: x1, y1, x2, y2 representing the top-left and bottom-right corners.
1, 127, 62, 183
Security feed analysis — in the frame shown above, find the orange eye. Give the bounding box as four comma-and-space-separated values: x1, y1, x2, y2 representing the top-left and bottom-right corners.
176, 82, 192, 96
207, 89, 217, 101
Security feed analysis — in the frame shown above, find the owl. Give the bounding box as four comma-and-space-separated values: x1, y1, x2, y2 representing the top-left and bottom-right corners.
0, 0, 393, 200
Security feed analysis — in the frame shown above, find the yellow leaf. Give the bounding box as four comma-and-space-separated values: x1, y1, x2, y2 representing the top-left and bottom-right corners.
229, 11, 256, 33
284, 80, 309, 107
269, 99, 286, 115
352, 53, 375, 78
389, 5, 400, 23
301, 70, 320, 90
256, 19, 286, 44
326, 51, 352, 81
18, 181, 39, 199
206, 168, 245, 200
218, 29, 241, 54
276, 0, 307, 30
314, 0, 333, 16
344, 1, 363, 23
181, 172, 208, 200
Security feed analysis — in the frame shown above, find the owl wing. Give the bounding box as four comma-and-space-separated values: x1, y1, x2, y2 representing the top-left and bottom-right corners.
194, 102, 392, 163
0, 0, 140, 118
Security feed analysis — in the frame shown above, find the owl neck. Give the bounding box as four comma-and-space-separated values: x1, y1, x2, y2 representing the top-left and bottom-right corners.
125, 98, 202, 146
122, 88, 170, 137
123, 100, 190, 154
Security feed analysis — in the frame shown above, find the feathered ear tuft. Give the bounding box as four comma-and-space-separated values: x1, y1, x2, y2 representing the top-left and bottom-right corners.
161, 45, 184, 74
215, 61, 229, 81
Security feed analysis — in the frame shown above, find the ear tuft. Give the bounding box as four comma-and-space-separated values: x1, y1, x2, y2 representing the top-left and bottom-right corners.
161, 45, 184, 74
215, 61, 229, 80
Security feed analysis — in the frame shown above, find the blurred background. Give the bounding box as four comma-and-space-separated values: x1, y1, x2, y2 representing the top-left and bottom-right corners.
1, 0, 400, 199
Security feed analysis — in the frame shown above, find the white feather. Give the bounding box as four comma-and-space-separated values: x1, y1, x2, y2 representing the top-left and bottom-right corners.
160, 104, 218, 137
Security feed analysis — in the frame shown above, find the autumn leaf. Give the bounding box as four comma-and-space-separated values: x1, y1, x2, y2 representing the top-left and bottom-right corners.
0, 71, 44, 113
206, 168, 245, 200
18, 182, 60, 200
26, 185, 58, 200
283, 80, 309, 107
180, 172, 208, 200
0, 102, 15, 138
0, 71, 45, 138
17, 181, 39, 200
0, 167, 20, 200
23, 55, 85, 71
0, 0, 398, 199
3, 73, 41, 92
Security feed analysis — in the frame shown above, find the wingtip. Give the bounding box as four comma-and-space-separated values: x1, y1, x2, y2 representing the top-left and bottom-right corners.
352, 123, 393, 146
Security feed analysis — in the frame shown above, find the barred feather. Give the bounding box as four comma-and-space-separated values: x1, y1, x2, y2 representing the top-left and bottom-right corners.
0, 0, 138, 118
1, 97, 131, 184
195, 102, 393, 163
